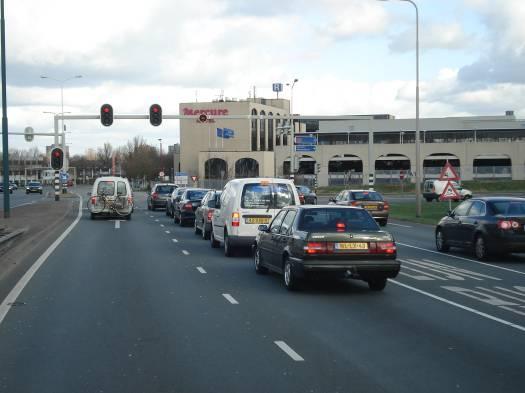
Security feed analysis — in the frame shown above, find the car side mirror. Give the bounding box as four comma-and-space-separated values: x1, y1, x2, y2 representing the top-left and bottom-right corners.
329, 198, 336, 203
448, 210, 454, 217
258, 225, 269, 232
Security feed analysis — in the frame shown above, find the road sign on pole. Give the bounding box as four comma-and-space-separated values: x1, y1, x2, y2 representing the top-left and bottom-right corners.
439, 161, 460, 181
439, 181, 461, 201
294, 135, 316, 145
295, 145, 316, 152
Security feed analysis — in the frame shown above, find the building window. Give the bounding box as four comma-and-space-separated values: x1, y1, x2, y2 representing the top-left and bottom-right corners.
251, 108, 258, 151
276, 114, 281, 146
260, 110, 266, 151
268, 112, 274, 151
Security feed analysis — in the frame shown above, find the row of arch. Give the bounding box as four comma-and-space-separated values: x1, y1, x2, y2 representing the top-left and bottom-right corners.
205, 158, 259, 179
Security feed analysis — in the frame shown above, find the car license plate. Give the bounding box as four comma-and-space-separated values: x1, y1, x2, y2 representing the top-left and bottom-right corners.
245, 217, 270, 224
335, 242, 368, 250
364, 205, 377, 210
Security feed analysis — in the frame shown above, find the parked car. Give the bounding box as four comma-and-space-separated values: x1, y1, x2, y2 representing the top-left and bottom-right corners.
166, 187, 186, 217
210, 178, 301, 256
194, 190, 222, 240
423, 180, 472, 202
147, 183, 177, 210
0, 183, 14, 193
174, 188, 210, 226
87, 176, 133, 220
253, 205, 399, 291
9, 181, 17, 190
435, 197, 525, 260
25, 181, 43, 194
330, 189, 389, 226
296, 185, 317, 205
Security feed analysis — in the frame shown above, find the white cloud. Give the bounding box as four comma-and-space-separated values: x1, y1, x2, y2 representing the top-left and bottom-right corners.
389, 23, 473, 52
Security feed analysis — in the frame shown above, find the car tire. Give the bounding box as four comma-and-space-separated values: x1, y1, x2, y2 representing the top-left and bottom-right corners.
210, 230, 220, 248
194, 219, 201, 235
254, 246, 268, 275
125, 214, 132, 220
174, 212, 180, 224
425, 197, 433, 202
26, 191, 29, 194
39, 191, 42, 194
313, 198, 317, 205
474, 235, 489, 260
368, 277, 387, 291
179, 217, 186, 227
90, 213, 97, 220
165, 207, 169, 216
379, 220, 387, 227
224, 231, 234, 257
147, 203, 151, 211
202, 223, 210, 240
435, 228, 450, 252
283, 258, 299, 291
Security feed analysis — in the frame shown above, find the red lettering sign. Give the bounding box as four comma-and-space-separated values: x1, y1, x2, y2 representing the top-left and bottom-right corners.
182, 108, 229, 116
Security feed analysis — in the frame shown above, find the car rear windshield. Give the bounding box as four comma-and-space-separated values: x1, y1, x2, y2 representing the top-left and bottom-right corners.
241, 183, 295, 209
187, 190, 207, 200
97, 181, 115, 196
351, 191, 383, 201
28, 182, 40, 186
491, 201, 525, 215
156, 185, 176, 194
297, 186, 311, 194
298, 208, 379, 232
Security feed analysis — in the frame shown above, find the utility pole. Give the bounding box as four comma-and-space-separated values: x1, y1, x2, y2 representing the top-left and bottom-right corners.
1, 0, 10, 218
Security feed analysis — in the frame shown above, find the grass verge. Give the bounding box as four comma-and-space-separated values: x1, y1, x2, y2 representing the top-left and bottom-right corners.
389, 200, 461, 225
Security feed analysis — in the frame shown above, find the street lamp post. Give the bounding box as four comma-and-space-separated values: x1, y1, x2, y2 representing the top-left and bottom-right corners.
158, 138, 163, 178
1, 0, 10, 217
378, 0, 421, 217
286, 78, 299, 177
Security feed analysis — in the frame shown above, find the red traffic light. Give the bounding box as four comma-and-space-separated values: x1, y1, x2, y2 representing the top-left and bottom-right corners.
100, 104, 114, 126
149, 104, 162, 126
103, 107, 110, 113
50, 147, 64, 170
53, 151, 61, 157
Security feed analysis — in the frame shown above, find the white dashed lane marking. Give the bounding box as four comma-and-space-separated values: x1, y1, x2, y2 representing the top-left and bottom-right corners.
222, 294, 239, 305
196, 267, 207, 274
274, 341, 305, 362
172, 239, 178, 243
165, 230, 171, 234
182, 250, 190, 255
160, 224, 165, 227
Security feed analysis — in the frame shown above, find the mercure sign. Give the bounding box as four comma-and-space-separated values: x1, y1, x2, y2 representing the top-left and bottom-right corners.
182, 108, 229, 116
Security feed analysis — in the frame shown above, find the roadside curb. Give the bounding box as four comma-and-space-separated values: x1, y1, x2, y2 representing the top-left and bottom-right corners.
0, 228, 28, 246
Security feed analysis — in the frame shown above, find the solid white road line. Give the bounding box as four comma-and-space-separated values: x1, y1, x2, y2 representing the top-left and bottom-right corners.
397, 242, 525, 276
274, 341, 305, 362
165, 230, 171, 234
389, 222, 412, 228
196, 267, 207, 274
222, 294, 239, 304
182, 250, 190, 255
390, 280, 525, 333
172, 238, 178, 243
0, 195, 83, 326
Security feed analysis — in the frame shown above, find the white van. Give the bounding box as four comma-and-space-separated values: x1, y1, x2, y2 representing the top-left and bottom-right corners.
423, 180, 472, 202
88, 176, 134, 219
210, 178, 301, 256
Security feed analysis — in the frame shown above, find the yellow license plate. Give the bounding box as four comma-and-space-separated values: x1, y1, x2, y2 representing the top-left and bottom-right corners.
364, 205, 377, 210
335, 242, 368, 250
245, 217, 270, 224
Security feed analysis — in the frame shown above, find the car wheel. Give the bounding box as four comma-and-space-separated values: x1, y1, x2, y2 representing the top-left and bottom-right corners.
368, 277, 387, 291
210, 230, 220, 248
165, 207, 169, 216
174, 212, 180, 224
474, 235, 489, 260
224, 231, 234, 257
435, 228, 450, 252
202, 223, 210, 240
254, 246, 268, 275
379, 220, 387, 227
90, 213, 97, 220
147, 203, 151, 211
425, 198, 433, 202
313, 198, 317, 205
125, 214, 132, 220
179, 217, 186, 226
283, 258, 299, 291
194, 218, 201, 235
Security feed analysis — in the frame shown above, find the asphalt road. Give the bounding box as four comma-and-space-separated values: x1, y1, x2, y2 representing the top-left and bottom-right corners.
0, 187, 51, 210
0, 192, 524, 393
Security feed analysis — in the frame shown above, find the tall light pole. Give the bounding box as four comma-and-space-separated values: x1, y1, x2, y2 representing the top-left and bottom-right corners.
377, 0, 421, 216
286, 78, 299, 177
158, 138, 163, 178
1, 0, 9, 217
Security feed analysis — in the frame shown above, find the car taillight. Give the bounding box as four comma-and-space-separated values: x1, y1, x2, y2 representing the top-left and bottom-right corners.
383, 202, 390, 210
372, 242, 396, 254
184, 202, 193, 211
304, 242, 327, 254
299, 194, 305, 204
207, 209, 214, 221
90, 196, 97, 205
127, 196, 133, 205
152, 192, 158, 200
350, 201, 358, 206
336, 221, 345, 232
498, 220, 521, 230
232, 212, 240, 227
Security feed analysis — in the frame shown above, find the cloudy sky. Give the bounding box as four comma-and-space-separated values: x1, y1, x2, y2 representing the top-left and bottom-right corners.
4, 0, 525, 154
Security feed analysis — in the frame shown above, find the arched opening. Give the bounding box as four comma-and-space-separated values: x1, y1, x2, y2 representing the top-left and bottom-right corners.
204, 158, 228, 179
268, 112, 274, 151
259, 110, 266, 151
251, 109, 258, 151
375, 154, 410, 183
473, 154, 512, 179
235, 158, 259, 178
423, 153, 460, 179
328, 154, 363, 186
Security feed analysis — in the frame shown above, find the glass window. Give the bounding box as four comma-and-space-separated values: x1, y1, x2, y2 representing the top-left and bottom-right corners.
274, 183, 295, 208
97, 181, 115, 196
335, 191, 344, 201
260, 110, 266, 151
453, 201, 472, 216
276, 114, 281, 146
270, 210, 287, 234
268, 112, 274, 151
468, 201, 486, 216
297, 186, 311, 194
298, 208, 379, 232
241, 183, 295, 209
117, 181, 127, 196
186, 190, 207, 200
251, 108, 258, 151
156, 185, 176, 194
490, 201, 525, 215
279, 210, 297, 235
351, 191, 383, 201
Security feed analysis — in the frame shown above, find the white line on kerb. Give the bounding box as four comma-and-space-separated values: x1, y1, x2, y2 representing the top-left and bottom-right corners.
196, 267, 207, 274
390, 280, 525, 333
172, 238, 178, 243
222, 294, 239, 304
182, 250, 190, 255
389, 222, 412, 228
274, 341, 305, 361
397, 242, 525, 276
0, 195, 83, 325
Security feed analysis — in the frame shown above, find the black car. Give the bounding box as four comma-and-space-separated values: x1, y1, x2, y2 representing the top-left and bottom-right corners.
296, 185, 317, 205
253, 205, 400, 291
435, 197, 525, 260
26, 181, 43, 194
174, 188, 209, 226
147, 183, 177, 210
166, 187, 186, 217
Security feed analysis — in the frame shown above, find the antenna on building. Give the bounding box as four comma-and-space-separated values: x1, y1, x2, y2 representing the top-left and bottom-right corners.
253, 86, 256, 99
195, 90, 198, 102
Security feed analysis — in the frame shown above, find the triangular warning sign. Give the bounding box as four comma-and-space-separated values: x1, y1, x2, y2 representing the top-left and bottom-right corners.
191, 176, 198, 182
439, 181, 461, 201
439, 161, 460, 181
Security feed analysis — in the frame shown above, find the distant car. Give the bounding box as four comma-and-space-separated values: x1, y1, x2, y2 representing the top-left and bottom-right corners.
67, 179, 74, 187
147, 183, 177, 210
423, 180, 472, 202
194, 190, 222, 239
435, 197, 525, 260
0, 183, 14, 193
87, 176, 133, 220
174, 188, 209, 226
26, 181, 43, 194
9, 182, 17, 190
330, 189, 389, 226
166, 187, 186, 217
253, 205, 400, 291
296, 185, 317, 205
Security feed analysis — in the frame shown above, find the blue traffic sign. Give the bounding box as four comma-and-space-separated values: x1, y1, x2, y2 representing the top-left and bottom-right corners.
295, 145, 316, 152
272, 83, 283, 92
294, 135, 316, 145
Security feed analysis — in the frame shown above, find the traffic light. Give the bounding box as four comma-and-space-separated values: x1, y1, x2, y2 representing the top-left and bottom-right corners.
100, 104, 113, 126
316, 163, 321, 173
149, 104, 162, 126
50, 147, 64, 170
